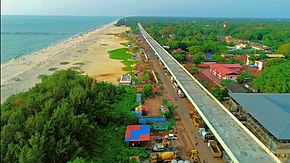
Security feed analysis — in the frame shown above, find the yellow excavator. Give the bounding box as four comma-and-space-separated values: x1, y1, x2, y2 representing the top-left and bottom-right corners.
150, 152, 176, 163
188, 149, 200, 163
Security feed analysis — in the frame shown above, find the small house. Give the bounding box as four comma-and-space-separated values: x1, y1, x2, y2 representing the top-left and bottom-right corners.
160, 105, 169, 113
120, 74, 131, 86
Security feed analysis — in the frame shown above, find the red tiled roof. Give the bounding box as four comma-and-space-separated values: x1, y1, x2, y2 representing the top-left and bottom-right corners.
153, 87, 158, 93
141, 105, 149, 112
241, 65, 262, 77
162, 106, 169, 110
210, 64, 242, 76
130, 156, 140, 162
137, 87, 142, 92
172, 48, 185, 54
234, 55, 247, 64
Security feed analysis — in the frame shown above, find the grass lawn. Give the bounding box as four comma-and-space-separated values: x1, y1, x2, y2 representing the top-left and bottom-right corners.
108, 48, 137, 71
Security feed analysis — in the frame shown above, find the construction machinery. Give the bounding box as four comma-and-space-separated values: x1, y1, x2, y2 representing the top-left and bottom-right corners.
163, 135, 170, 148
188, 149, 200, 163
189, 111, 204, 128
208, 140, 222, 158
150, 152, 176, 163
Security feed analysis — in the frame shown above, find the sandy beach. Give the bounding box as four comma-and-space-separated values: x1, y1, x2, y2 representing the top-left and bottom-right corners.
1, 21, 130, 103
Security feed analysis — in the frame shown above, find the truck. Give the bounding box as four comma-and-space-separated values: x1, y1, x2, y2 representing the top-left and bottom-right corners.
168, 134, 177, 140
198, 128, 214, 142
177, 89, 184, 98
208, 140, 222, 158
150, 152, 176, 163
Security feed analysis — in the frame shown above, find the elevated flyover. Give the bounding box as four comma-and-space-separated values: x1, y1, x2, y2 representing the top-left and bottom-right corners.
138, 23, 280, 163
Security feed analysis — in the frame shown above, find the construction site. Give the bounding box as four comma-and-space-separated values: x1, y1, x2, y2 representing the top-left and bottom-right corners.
121, 29, 226, 163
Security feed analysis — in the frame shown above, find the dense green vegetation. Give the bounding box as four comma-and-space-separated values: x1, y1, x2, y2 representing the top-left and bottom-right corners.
108, 48, 137, 71
254, 60, 290, 93
118, 17, 290, 54
237, 72, 255, 84
172, 53, 187, 63
1, 70, 147, 163
211, 85, 228, 101
142, 84, 154, 97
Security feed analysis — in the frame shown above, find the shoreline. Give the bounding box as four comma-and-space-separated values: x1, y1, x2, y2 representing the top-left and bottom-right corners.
1, 20, 130, 104
1, 20, 119, 65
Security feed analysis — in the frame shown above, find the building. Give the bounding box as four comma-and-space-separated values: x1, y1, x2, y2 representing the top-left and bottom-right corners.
120, 74, 131, 86
138, 116, 166, 124
234, 55, 247, 64
266, 54, 285, 58
229, 93, 290, 161
240, 65, 262, 77
222, 54, 234, 60
172, 48, 185, 54
251, 43, 264, 50
226, 36, 233, 42
130, 156, 140, 162
209, 64, 242, 81
124, 125, 151, 143
160, 105, 169, 113
225, 82, 251, 93
136, 93, 142, 103
134, 105, 149, 117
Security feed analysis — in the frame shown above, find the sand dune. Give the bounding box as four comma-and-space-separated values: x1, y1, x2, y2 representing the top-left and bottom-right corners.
1, 22, 130, 103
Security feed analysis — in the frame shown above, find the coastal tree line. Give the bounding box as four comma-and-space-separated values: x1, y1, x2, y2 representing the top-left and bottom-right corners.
1, 70, 147, 163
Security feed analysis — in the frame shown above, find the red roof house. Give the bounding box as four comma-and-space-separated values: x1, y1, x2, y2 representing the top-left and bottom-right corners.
137, 87, 142, 92
234, 55, 247, 64
172, 48, 185, 54
209, 64, 242, 81
153, 87, 158, 93
130, 156, 140, 162
141, 105, 149, 112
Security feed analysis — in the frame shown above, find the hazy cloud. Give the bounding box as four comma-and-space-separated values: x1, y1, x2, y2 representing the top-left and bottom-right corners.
2, 0, 290, 18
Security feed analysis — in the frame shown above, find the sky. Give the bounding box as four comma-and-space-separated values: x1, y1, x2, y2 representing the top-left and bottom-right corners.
2, 0, 290, 18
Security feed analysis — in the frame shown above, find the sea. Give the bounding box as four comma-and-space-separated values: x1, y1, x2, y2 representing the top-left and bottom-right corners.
1, 15, 120, 63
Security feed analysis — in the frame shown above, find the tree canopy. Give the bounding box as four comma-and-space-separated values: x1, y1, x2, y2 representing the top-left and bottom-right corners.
237, 72, 255, 84
1, 70, 145, 163
118, 17, 290, 54
254, 61, 290, 93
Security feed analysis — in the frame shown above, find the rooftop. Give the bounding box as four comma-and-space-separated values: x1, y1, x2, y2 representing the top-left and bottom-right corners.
172, 48, 185, 54
121, 74, 131, 82
229, 93, 290, 140
136, 93, 142, 103
225, 82, 250, 93
266, 54, 285, 58
210, 64, 242, 75
130, 156, 140, 162
124, 125, 150, 142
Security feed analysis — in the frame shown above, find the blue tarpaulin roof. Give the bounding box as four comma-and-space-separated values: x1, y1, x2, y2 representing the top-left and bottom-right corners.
229, 93, 290, 140
124, 125, 150, 142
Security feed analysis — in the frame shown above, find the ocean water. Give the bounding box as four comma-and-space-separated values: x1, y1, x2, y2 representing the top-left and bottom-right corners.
1, 15, 120, 63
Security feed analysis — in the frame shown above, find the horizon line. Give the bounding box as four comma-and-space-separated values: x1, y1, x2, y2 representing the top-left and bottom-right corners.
2, 14, 290, 20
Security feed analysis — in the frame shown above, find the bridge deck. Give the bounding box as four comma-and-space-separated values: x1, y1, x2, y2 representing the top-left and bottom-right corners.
138, 23, 278, 163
